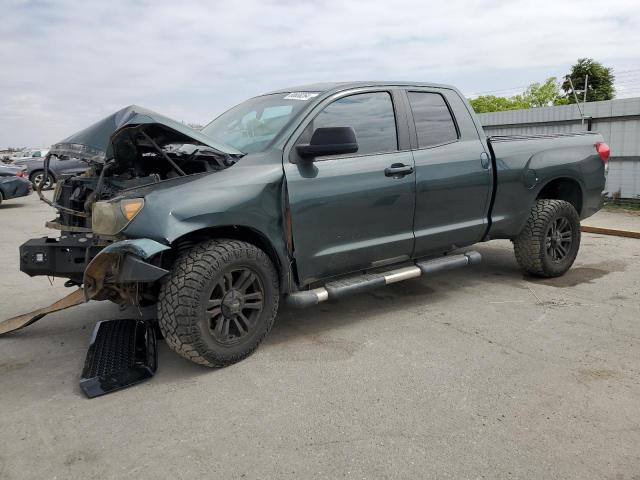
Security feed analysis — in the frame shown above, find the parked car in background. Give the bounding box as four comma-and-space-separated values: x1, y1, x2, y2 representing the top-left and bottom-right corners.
1, 150, 22, 162
0, 163, 32, 205
8, 148, 49, 163
12, 150, 87, 190
0, 163, 27, 176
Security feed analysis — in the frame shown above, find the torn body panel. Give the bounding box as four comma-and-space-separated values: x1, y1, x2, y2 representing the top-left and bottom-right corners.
83, 239, 170, 303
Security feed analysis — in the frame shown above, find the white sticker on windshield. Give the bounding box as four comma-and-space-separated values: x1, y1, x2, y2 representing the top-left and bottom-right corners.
284, 92, 319, 101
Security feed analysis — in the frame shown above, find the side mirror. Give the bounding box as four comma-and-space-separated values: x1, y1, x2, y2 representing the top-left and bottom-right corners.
296, 127, 358, 159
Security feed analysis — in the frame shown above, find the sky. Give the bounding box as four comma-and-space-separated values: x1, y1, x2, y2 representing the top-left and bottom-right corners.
1, 0, 640, 148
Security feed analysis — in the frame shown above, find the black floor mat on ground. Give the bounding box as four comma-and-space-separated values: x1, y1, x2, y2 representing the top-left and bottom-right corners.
80, 319, 157, 398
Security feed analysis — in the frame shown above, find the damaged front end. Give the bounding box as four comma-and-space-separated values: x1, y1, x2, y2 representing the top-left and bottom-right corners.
2, 106, 246, 394
83, 239, 170, 303
19, 105, 243, 305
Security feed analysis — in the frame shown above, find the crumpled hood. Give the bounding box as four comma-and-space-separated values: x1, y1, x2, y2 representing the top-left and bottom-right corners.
48, 105, 242, 162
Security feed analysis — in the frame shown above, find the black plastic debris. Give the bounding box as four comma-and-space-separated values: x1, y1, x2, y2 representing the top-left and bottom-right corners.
80, 319, 157, 398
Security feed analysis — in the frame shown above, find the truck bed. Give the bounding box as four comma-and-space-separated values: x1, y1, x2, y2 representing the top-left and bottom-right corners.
486, 131, 606, 239
488, 131, 601, 143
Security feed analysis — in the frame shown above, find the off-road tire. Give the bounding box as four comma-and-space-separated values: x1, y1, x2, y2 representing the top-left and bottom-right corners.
513, 199, 581, 277
157, 239, 279, 367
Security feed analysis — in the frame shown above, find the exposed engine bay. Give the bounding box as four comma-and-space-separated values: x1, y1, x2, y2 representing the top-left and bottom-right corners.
44, 123, 236, 232
18, 106, 244, 306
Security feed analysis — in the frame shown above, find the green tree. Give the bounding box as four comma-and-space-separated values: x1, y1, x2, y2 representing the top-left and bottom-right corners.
468, 95, 523, 113
522, 77, 568, 107
561, 58, 615, 103
469, 77, 567, 113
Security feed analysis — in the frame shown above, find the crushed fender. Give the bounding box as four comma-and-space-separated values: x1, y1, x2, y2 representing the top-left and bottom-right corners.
83, 239, 170, 303
0, 288, 85, 336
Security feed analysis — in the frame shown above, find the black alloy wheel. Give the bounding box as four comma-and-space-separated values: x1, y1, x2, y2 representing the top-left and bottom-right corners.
545, 216, 573, 262
157, 239, 279, 367
206, 267, 265, 346
513, 199, 581, 278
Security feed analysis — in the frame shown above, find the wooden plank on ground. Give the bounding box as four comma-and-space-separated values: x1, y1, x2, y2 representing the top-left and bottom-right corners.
581, 225, 640, 239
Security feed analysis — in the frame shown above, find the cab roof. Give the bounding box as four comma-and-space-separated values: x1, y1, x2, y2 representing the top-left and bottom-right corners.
263, 81, 456, 96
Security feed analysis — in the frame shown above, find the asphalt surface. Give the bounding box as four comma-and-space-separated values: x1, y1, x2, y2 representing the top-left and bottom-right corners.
1, 193, 639, 480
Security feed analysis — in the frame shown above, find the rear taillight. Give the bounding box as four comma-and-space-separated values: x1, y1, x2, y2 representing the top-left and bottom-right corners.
596, 142, 610, 163
16, 170, 25, 177
596, 142, 610, 176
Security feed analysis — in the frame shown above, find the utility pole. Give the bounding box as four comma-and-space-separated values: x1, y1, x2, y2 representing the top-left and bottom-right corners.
582, 74, 589, 127
568, 77, 584, 126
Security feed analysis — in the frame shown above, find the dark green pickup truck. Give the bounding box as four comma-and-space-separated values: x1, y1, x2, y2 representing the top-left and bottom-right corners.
16, 81, 609, 370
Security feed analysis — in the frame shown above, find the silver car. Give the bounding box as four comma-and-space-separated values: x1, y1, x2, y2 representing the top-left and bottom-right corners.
12, 149, 87, 190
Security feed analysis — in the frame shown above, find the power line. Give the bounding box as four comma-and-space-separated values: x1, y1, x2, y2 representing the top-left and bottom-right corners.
467, 67, 639, 98
616, 81, 639, 86
467, 85, 529, 96
615, 68, 640, 75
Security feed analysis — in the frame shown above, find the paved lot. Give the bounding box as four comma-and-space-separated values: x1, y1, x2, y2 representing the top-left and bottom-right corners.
583, 208, 640, 232
1, 193, 639, 480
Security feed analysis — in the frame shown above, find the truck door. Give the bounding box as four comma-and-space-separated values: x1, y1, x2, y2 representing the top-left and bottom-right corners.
405, 89, 493, 257
284, 90, 415, 285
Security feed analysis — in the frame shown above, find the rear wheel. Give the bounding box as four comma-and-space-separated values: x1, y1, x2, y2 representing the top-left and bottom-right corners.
157, 239, 279, 367
30, 171, 54, 190
513, 199, 581, 277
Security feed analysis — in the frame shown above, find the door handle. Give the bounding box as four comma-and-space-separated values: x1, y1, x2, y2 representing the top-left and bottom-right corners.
384, 163, 414, 177
480, 152, 490, 169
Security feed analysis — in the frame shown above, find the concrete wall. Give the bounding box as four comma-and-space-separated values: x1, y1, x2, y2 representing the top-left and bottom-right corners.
478, 98, 640, 199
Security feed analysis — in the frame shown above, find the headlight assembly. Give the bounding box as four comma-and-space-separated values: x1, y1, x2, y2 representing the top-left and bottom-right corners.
92, 198, 144, 235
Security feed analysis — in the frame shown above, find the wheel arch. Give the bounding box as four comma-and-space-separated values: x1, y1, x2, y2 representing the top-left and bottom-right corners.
535, 176, 583, 216
170, 225, 293, 293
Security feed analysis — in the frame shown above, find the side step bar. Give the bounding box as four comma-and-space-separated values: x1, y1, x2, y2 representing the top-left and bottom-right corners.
285, 251, 481, 308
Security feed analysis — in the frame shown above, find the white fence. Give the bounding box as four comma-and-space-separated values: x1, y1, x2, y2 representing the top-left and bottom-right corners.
478, 98, 640, 200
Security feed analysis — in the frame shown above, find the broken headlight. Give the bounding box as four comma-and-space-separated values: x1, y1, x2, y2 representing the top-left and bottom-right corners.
91, 198, 144, 235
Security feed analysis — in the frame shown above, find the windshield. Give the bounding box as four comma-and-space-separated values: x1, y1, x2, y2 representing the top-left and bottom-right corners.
201, 93, 316, 154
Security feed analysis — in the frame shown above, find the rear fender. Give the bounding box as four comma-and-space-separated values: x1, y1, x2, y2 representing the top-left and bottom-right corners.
489, 137, 597, 239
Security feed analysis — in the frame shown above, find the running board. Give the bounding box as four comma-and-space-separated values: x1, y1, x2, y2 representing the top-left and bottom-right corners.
285, 251, 481, 308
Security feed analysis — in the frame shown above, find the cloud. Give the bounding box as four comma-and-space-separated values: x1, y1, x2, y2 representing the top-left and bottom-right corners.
1, 0, 639, 146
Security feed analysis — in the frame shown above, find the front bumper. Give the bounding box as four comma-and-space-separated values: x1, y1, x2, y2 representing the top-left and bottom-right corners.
20, 236, 171, 305
20, 234, 106, 284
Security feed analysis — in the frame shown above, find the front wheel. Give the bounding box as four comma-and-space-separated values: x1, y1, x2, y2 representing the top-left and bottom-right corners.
157, 239, 279, 367
513, 199, 581, 277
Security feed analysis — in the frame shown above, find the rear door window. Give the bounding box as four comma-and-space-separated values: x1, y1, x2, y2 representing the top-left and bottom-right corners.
407, 92, 458, 148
